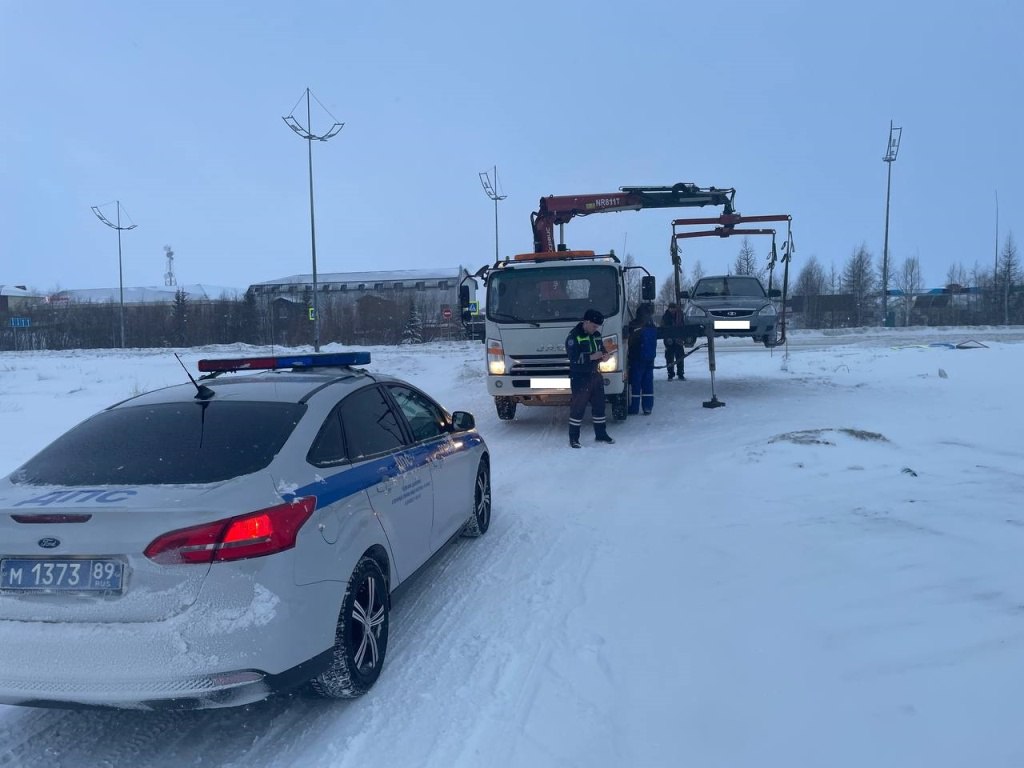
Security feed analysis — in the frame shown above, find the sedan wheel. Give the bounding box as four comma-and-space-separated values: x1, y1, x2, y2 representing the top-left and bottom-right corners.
311, 556, 389, 698
462, 459, 491, 537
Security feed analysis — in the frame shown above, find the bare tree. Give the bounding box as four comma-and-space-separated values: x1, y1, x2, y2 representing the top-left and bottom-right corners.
892, 255, 924, 327
689, 259, 705, 286
794, 255, 827, 328
624, 253, 641, 307
842, 244, 877, 326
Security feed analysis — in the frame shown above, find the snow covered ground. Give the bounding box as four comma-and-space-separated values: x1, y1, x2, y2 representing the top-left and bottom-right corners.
1, 327, 1023, 768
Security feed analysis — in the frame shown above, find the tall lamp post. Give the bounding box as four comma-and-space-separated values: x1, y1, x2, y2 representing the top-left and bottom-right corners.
479, 166, 506, 263
91, 200, 137, 348
283, 88, 344, 352
881, 120, 902, 326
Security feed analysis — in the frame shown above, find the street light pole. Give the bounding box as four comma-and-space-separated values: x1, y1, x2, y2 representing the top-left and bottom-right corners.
479, 166, 507, 263
91, 200, 137, 348
283, 88, 344, 352
881, 120, 902, 326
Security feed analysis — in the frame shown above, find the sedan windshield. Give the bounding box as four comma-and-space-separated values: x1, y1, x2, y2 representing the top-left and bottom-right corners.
12, 401, 306, 486
692, 276, 766, 298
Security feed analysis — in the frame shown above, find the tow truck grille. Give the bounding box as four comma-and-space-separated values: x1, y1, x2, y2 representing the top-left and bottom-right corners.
508, 354, 570, 377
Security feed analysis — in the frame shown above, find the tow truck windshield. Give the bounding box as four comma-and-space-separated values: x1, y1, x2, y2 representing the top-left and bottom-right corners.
487, 265, 619, 324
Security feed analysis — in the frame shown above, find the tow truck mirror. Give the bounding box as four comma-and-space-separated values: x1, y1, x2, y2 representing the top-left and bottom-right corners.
459, 285, 471, 309
641, 276, 656, 301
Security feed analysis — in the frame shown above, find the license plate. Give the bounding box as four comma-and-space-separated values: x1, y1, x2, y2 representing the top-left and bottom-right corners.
714, 320, 750, 330
0, 558, 125, 593
531, 377, 571, 390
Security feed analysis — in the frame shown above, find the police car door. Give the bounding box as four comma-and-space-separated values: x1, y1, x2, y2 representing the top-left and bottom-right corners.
385, 384, 476, 551
340, 385, 434, 578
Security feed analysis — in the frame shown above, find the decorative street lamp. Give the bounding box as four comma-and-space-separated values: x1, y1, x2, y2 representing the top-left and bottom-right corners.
881, 120, 902, 326
283, 88, 344, 352
91, 200, 137, 348
479, 166, 507, 263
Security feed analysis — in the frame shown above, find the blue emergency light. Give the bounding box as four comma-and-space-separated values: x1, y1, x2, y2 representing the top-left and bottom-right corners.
197, 352, 371, 374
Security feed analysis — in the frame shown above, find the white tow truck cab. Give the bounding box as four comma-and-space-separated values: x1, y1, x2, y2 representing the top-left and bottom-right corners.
460, 250, 655, 422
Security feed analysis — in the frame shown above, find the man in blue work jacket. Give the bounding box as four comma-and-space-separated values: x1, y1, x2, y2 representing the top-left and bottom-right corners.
565, 308, 615, 449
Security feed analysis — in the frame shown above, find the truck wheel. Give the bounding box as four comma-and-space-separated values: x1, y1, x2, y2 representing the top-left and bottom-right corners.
495, 396, 517, 421
611, 392, 628, 422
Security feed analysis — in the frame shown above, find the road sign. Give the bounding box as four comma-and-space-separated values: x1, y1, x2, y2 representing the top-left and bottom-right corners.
468, 301, 479, 315
441, 307, 452, 320
308, 307, 316, 321
9, 317, 30, 328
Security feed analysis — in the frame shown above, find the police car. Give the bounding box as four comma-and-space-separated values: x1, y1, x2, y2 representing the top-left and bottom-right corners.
0, 352, 491, 709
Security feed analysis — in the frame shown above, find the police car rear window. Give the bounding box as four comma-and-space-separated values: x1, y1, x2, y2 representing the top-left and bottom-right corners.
12, 402, 306, 486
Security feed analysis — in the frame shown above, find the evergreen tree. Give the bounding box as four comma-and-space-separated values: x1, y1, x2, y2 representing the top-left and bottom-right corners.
172, 288, 188, 346
402, 301, 423, 344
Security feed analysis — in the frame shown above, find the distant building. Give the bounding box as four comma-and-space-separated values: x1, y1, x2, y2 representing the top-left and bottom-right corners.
0, 285, 41, 315
47, 284, 241, 306
248, 267, 477, 345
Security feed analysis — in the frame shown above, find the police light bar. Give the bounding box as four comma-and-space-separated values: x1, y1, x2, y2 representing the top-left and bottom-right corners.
197, 352, 371, 373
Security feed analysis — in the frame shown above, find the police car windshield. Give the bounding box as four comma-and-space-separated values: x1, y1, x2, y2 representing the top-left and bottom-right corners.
487, 265, 619, 324
12, 401, 306, 486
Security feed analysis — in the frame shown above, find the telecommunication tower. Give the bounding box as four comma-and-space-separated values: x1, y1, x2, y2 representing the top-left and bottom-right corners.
164, 245, 177, 287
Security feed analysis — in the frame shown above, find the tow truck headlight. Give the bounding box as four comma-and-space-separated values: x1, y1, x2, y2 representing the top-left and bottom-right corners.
598, 334, 619, 373
487, 339, 506, 376
758, 303, 778, 316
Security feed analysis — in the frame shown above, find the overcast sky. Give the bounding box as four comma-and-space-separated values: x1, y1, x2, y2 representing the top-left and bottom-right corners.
2, 0, 1021, 294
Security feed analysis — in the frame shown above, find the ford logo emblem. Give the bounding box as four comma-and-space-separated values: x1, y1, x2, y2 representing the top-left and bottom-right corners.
38, 537, 61, 549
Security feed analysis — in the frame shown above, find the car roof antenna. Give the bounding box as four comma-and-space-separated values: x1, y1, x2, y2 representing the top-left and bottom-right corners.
174, 353, 216, 400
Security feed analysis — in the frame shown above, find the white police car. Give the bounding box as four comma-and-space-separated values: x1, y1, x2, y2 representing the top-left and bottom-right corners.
0, 352, 490, 709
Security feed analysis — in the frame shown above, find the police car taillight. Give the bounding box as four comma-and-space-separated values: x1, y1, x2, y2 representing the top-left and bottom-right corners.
197, 352, 370, 373
144, 497, 317, 564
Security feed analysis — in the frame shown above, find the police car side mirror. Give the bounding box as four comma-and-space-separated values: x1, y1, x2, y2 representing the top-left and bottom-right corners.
451, 411, 476, 432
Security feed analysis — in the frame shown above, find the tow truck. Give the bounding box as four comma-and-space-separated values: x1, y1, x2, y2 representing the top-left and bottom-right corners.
459, 183, 734, 421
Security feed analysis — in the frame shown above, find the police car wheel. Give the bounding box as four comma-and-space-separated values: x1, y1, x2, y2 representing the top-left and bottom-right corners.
462, 458, 491, 537
311, 556, 390, 698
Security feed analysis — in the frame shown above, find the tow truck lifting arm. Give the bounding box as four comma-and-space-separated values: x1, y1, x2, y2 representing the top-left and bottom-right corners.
531, 183, 736, 254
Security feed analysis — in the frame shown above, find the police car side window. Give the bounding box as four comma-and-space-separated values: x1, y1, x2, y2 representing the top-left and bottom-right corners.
307, 406, 347, 467
340, 387, 405, 459
386, 385, 445, 442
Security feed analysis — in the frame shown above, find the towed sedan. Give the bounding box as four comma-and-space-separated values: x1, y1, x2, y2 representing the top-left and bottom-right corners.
681, 275, 780, 347
0, 352, 491, 710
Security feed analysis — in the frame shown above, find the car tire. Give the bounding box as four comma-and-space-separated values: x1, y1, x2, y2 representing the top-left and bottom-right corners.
462, 458, 491, 537
311, 556, 390, 699
495, 396, 517, 421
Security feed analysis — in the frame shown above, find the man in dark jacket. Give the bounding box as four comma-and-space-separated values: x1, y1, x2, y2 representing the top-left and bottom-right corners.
565, 308, 615, 449
660, 303, 685, 380
627, 303, 658, 415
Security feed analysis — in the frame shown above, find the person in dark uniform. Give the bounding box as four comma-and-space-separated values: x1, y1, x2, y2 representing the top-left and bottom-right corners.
565, 308, 615, 449
660, 302, 685, 380
626, 303, 658, 415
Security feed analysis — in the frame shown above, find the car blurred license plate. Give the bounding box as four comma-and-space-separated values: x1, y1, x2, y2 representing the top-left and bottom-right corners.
532, 378, 570, 390
714, 320, 750, 330
0, 558, 124, 592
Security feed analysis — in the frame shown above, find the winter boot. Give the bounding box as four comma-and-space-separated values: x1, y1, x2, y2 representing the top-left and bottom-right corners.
594, 430, 615, 444
569, 425, 582, 449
